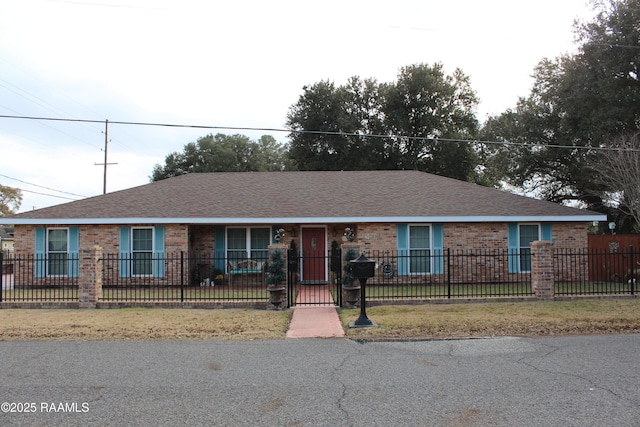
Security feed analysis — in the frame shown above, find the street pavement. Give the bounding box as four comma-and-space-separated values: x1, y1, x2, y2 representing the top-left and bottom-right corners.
0, 334, 639, 426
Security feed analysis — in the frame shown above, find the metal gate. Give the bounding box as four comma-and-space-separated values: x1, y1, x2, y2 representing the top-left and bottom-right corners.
288, 248, 341, 307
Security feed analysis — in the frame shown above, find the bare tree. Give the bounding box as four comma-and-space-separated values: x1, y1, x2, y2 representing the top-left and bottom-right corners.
596, 133, 640, 229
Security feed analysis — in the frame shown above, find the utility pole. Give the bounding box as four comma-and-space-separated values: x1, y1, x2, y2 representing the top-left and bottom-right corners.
95, 119, 118, 194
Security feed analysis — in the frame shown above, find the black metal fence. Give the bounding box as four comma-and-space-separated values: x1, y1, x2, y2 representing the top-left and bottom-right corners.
361, 249, 533, 300
1, 248, 637, 304
554, 247, 637, 296
0, 252, 79, 302
100, 252, 269, 302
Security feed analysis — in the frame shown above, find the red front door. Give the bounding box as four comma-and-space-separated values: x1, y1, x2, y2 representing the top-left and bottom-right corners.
301, 227, 326, 283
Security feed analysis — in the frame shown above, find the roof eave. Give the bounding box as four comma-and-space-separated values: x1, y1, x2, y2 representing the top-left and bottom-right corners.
0, 214, 607, 226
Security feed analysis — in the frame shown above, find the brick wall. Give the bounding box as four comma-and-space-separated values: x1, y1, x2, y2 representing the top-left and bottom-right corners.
11, 221, 591, 288
12, 221, 593, 254
353, 221, 590, 252
550, 222, 589, 248
14, 224, 188, 255
13, 224, 188, 287
445, 223, 507, 249
353, 223, 395, 254
190, 225, 215, 255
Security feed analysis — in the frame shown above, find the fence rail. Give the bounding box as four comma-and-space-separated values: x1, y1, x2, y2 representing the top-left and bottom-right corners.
554, 247, 637, 296
0, 253, 78, 302
0, 248, 637, 304
100, 253, 268, 302
361, 249, 532, 300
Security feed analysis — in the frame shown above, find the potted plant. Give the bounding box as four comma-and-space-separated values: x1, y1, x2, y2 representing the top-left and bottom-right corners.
266, 250, 286, 309
341, 248, 360, 307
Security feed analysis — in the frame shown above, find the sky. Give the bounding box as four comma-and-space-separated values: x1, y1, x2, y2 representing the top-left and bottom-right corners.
0, 0, 597, 213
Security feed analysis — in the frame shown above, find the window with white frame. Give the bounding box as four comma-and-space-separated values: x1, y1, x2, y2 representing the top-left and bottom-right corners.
47, 228, 68, 276
409, 225, 431, 274
132, 227, 153, 276
519, 224, 540, 272
227, 227, 270, 262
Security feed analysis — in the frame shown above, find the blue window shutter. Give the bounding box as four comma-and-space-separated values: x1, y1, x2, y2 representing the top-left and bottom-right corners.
35, 227, 45, 278
396, 224, 408, 276
214, 226, 226, 272
68, 227, 79, 278
541, 223, 552, 241
119, 227, 130, 278
153, 226, 165, 278
507, 223, 519, 273
432, 224, 444, 274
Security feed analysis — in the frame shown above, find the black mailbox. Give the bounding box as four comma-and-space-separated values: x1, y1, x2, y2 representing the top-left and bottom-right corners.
348, 253, 377, 328
350, 254, 375, 279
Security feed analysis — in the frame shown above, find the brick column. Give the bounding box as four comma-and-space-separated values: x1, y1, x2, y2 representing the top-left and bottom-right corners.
531, 241, 554, 300
78, 246, 103, 308
341, 242, 362, 308
267, 243, 289, 309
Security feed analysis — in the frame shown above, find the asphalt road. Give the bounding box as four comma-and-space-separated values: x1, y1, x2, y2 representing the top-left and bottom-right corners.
0, 335, 639, 426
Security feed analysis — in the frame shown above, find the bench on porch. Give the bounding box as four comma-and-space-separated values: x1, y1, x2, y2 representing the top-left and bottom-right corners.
227, 259, 266, 286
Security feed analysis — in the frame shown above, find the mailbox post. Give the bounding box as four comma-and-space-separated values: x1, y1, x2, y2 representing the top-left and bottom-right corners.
349, 254, 377, 328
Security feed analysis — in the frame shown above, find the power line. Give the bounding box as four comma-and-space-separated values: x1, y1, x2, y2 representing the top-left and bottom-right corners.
4, 187, 80, 201
0, 56, 147, 167
43, 0, 169, 10
0, 173, 87, 198
1, 113, 639, 153
0, 81, 102, 150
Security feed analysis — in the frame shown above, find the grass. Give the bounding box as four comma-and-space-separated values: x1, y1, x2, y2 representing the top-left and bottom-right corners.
0, 308, 291, 341
0, 299, 639, 341
340, 299, 640, 340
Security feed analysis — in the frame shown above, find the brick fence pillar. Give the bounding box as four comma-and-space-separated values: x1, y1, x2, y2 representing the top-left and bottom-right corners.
78, 245, 103, 308
531, 240, 554, 300
267, 243, 289, 309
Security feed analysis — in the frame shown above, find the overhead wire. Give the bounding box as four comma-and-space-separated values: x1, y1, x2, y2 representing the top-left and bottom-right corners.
0, 173, 87, 198
0, 56, 147, 170
0, 80, 103, 151
7, 187, 80, 201
1, 114, 639, 153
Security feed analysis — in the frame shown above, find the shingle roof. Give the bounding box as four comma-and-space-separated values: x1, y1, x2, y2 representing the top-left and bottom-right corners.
4, 171, 605, 224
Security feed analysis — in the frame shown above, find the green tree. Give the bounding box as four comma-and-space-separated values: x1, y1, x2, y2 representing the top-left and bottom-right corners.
286, 64, 481, 180
287, 77, 393, 170
151, 133, 290, 181
0, 184, 22, 216
380, 64, 480, 179
480, 0, 640, 210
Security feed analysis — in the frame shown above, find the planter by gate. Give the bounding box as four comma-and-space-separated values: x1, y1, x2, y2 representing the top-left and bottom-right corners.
267, 243, 288, 309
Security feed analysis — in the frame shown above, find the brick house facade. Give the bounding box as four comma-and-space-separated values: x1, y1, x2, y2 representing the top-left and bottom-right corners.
2, 171, 605, 287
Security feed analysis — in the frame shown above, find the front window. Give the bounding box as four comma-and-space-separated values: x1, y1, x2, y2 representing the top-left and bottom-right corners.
227, 227, 270, 263
47, 228, 68, 276
250, 228, 270, 262
132, 227, 153, 276
519, 224, 540, 272
409, 225, 431, 274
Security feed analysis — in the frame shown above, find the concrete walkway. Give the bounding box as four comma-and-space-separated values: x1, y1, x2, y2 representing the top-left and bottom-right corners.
285, 286, 345, 338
